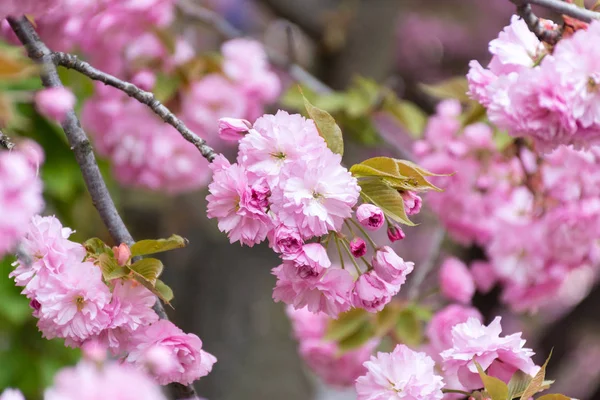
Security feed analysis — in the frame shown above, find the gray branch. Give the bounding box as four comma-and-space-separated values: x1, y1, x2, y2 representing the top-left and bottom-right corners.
511, 0, 600, 23
6, 16, 198, 400
514, 2, 562, 44
0, 130, 15, 150
52, 52, 217, 163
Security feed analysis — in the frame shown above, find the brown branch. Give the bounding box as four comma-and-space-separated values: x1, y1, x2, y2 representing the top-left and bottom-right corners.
0, 130, 15, 150
52, 52, 217, 163
6, 16, 198, 400
513, 2, 563, 44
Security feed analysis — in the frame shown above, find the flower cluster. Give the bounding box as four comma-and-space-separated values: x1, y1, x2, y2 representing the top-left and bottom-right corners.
468, 16, 600, 152
0, 0, 64, 20
10, 215, 216, 386
207, 110, 417, 317
286, 306, 377, 386
415, 99, 600, 312
0, 143, 44, 258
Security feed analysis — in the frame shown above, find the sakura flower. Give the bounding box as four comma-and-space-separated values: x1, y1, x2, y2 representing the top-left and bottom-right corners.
35, 87, 76, 122
269, 225, 304, 258
352, 271, 398, 313
401, 191, 422, 215
218, 117, 251, 142
426, 304, 483, 357
1, 0, 63, 19
372, 246, 414, 285
439, 257, 475, 304
126, 320, 217, 385
441, 317, 538, 390
356, 344, 444, 400
356, 204, 385, 231
0, 389, 24, 400
293, 243, 331, 278
350, 237, 367, 258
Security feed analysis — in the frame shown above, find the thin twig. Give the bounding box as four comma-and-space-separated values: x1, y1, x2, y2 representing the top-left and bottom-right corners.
408, 225, 445, 301
513, 2, 562, 44
7, 16, 198, 400
511, 0, 600, 23
177, 0, 333, 94
0, 130, 15, 150
52, 52, 216, 163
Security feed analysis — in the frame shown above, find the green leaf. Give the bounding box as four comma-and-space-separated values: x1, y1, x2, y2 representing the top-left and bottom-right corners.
536, 395, 570, 400
302, 91, 344, 156
507, 370, 532, 399
395, 308, 422, 346
419, 77, 470, 102
337, 319, 375, 352
351, 157, 403, 180
325, 308, 370, 342
358, 179, 415, 226
384, 100, 427, 138
155, 279, 174, 303
83, 238, 110, 256
494, 130, 514, 151
475, 360, 510, 400
153, 73, 181, 103
573, 0, 585, 7
130, 234, 188, 257
97, 253, 130, 281
520, 350, 553, 400
394, 160, 444, 191
314, 93, 349, 113
461, 102, 487, 127
130, 258, 164, 285
374, 304, 400, 337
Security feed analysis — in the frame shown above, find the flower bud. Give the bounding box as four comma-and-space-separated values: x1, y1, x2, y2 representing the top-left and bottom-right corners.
112, 243, 132, 267
352, 271, 395, 312
356, 204, 385, 231
218, 118, 252, 142
439, 257, 475, 304
271, 225, 303, 259
372, 246, 414, 284
35, 87, 76, 122
401, 191, 422, 216
387, 224, 405, 242
350, 237, 367, 258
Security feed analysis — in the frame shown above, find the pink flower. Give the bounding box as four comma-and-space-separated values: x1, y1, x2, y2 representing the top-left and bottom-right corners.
466, 60, 497, 106
35, 87, 76, 122
350, 237, 367, 258
0, 150, 44, 257
269, 225, 304, 258
293, 243, 331, 278
218, 118, 251, 142
273, 263, 354, 318
112, 243, 131, 266
372, 246, 414, 285
356, 344, 444, 400
0, 0, 63, 19
126, 320, 217, 386
206, 154, 273, 247
44, 360, 167, 400
35, 261, 112, 346
439, 257, 475, 304
270, 151, 360, 238
470, 261, 497, 294
426, 304, 483, 357
0, 389, 24, 400
352, 271, 398, 313
237, 110, 328, 185
441, 317, 538, 390
286, 306, 328, 340
81, 339, 107, 362
387, 224, 406, 242
356, 204, 385, 231
401, 191, 422, 215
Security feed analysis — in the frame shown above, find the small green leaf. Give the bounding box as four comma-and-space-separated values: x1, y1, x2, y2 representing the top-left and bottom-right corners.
130, 234, 188, 257
359, 179, 415, 226
474, 360, 509, 400
507, 370, 532, 399
325, 308, 370, 341
155, 279, 174, 303
130, 258, 164, 285
302, 90, 344, 156
419, 77, 470, 102
83, 238, 110, 256
351, 157, 402, 180
395, 308, 422, 346
384, 100, 427, 138
520, 350, 553, 400
461, 102, 487, 127
337, 320, 375, 352
394, 160, 444, 191
97, 253, 129, 281
374, 304, 400, 337
536, 395, 570, 400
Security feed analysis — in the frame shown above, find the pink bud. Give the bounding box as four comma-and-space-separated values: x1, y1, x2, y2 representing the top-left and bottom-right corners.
356, 204, 385, 231
112, 243, 132, 266
35, 87, 76, 122
387, 224, 405, 242
81, 340, 107, 362
350, 237, 367, 258
439, 257, 475, 304
218, 118, 252, 142
352, 271, 395, 312
401, 191, 422, 216
131, 69, 156, 91
271, 225, 304, 258
372, 246, 414, 284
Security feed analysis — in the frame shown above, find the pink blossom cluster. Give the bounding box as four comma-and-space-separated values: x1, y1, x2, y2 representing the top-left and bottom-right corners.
10, 215, 216, 386
0, 0, 64, 20
207, 110, 417, 317
415, 99, 600, 312
0, 143, 44, 258
468, 16, 600, 152
286, 306, 377, 386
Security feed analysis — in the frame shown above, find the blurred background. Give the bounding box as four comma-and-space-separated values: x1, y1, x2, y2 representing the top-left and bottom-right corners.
2, 1, 600, 399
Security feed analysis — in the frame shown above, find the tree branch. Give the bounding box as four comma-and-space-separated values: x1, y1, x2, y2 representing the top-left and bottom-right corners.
6, 16, 198, 400
0, 130, 16, 150
514, 2, 562, 44
511, 0, 600, 23
52, 52, 217, 163
177, 0, 333, 94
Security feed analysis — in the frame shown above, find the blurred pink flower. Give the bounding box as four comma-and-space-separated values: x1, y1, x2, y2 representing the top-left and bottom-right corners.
439, 257, 475, 304
35, 87, 76, 122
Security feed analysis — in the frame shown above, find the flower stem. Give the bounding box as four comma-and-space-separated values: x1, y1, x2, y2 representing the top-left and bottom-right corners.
334, 236, 346, 270
347, 218, 378, 250
339, 237, 363, 276
441, 389, 471, 396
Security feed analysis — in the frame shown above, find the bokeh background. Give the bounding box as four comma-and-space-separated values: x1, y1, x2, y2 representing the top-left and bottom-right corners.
2, 1, 600, 399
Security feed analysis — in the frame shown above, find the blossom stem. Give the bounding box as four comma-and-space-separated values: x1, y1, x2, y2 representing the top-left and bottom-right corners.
347, 218, 378, 250
442, 389, 472, 396
339, 237, 363, 276
334, 236, 346, 271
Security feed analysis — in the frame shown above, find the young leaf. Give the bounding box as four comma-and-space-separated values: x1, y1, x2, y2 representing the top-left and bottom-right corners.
83, 238, 110, 256
520, 350, 553, 400
394, 160, 444, 191
97, 253, 130, 281
507, 370, 532, 399
474, 360, 509, 400
384, 100, 427, 138
130, 258, 164, 285
374, 303, 400, 337
358, 179, 415, 226
350, 157, 402, 180
325, 308, 370, 342
337, 320, 375, 352
155, 279, 174, 303
302, 91, 344, 156
419, 77, 470, 102
130, 234, 188, 257
395, 308, 422, 346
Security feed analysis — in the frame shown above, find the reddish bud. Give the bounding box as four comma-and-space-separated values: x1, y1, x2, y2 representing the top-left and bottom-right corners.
112, 243, 131, 266
350, 237, 367, 258
387, 224, 405, 242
